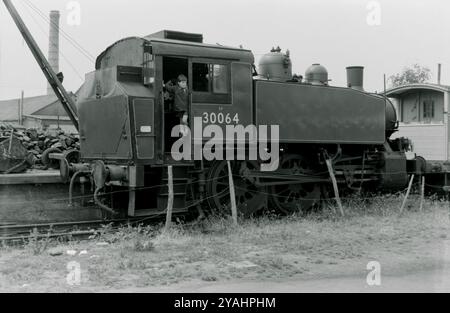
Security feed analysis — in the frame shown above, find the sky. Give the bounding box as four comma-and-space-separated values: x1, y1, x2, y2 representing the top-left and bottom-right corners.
0, 0, 449, 100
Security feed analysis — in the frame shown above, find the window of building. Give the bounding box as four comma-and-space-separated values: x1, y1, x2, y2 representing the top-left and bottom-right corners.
423, 100, 435, 119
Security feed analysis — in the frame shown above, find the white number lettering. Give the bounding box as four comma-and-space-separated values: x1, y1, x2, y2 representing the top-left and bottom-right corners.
203, 112, 209, 124
225, 113, 231, 124
233, 113, 240, 124
210, 113, 217, 124
217, 113, 224, 124
201, 112, 239, 124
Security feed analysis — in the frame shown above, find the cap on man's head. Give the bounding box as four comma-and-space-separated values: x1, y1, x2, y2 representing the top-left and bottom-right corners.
178, 74, 188, 82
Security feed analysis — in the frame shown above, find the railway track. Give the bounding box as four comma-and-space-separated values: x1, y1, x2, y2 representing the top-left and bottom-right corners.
0, 218, 149, 243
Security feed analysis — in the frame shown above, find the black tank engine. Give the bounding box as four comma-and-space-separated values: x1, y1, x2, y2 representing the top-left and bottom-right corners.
62, 30, 420, 217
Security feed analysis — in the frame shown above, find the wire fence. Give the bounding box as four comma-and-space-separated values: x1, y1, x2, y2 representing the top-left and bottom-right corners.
0, 170, 447, 211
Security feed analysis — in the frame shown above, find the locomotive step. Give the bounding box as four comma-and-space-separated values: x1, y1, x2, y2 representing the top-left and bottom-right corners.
158, 192, 187, 197
133, 207, 187, 217
161, 178, 190, 182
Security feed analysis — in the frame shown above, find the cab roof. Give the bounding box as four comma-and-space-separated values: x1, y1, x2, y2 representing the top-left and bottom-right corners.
95, 31, 254, 70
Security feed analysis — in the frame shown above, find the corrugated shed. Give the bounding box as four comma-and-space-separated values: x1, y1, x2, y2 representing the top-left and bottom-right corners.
0, 93, 77, 121
32, 100, 70, 116
0, 94, 57, 121
23, 114, 71, 121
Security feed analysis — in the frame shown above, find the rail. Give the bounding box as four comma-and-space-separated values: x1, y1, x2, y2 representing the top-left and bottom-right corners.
0, 218, 157, 243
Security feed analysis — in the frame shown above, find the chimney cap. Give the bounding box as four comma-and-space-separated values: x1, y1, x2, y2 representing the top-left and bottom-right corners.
346, 66, 364, 91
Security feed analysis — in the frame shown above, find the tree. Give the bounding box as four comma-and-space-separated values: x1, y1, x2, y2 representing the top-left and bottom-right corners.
389, 64, 431, 88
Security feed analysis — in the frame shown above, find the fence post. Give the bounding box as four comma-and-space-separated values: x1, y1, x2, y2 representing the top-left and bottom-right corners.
227, 161, 238, 226
164, 165, 174, 231
325, 159, 344, 217
399, 174, 415, 215
419, 176, 425, 212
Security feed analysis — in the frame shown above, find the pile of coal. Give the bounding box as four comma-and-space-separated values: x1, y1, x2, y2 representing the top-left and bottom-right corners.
0, 125, 79, 173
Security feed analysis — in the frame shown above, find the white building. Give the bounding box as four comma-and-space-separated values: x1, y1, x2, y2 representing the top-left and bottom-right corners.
386, 83, 450, 161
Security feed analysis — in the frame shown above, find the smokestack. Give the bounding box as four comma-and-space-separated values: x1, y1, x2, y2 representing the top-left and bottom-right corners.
438, 63, 442, 85
47, 10, 60, 95
346, 66, 364, 91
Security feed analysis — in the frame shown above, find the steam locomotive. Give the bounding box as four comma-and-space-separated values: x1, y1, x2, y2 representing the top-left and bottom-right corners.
63, 30, 423, 218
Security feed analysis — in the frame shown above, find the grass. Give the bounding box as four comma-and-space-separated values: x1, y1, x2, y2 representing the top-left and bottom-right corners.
0, 194, 449, 292
25, 229, 53, 255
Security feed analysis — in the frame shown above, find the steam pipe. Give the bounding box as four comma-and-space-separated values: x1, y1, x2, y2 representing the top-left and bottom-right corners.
94, 187, 118, 216
69, 171, 86, 206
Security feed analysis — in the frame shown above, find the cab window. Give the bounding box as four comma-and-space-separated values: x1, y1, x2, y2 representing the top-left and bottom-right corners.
192, 61, 231, 104
212, 64, 229, 94
192, 63, 210, 92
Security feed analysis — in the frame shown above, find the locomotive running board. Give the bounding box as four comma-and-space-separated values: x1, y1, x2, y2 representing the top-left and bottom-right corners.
243, 169, 377, 187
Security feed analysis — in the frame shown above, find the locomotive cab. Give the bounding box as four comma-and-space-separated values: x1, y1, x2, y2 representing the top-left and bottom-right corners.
78, 31, 254, 164
75, 30, 255, 216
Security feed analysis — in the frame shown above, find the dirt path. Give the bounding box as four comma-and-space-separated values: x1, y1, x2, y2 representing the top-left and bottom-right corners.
99, 237, 450, 293
104, 258, 450, 293
103, 229, 450, 293
144, 268, 450, 293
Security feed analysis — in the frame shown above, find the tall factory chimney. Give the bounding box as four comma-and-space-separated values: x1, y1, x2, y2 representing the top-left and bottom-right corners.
47, 10, 60, 95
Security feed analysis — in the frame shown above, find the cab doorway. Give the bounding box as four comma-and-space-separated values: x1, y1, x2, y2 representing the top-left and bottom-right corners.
162, 56, 189, 153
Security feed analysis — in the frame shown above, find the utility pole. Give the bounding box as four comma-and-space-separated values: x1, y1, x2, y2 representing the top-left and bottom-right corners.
19, 90, 24, 125
438, 63, 442, 85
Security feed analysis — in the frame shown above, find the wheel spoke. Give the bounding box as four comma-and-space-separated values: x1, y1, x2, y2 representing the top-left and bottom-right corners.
206, 161, 267, 216
270, 155, 321, 214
